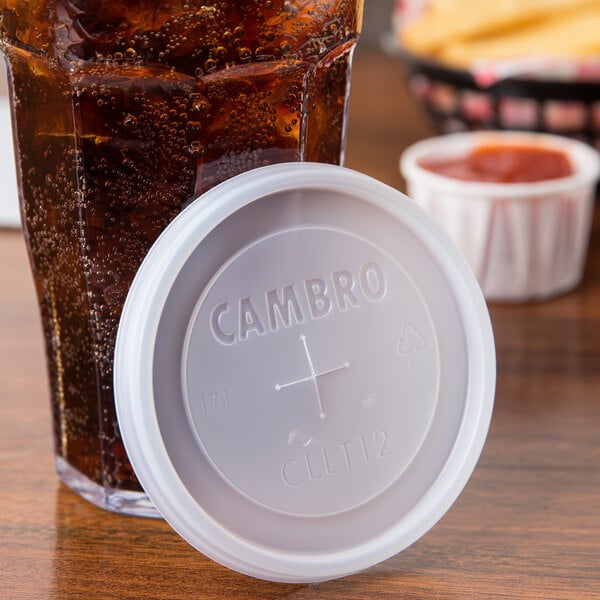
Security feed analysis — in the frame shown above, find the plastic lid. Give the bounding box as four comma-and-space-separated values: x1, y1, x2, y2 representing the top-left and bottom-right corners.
114, 162, 495, 583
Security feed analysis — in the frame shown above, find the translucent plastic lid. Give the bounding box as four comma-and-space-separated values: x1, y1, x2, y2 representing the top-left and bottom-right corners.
114, 162, 495, 583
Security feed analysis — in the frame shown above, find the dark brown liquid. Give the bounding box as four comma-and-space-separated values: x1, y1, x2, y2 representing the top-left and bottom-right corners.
1, 1, 362, 492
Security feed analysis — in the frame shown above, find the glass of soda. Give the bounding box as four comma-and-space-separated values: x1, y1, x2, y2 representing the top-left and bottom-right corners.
0, 0, 363, 516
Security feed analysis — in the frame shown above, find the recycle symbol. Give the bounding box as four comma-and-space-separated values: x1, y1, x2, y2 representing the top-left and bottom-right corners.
398, 322, 426, 354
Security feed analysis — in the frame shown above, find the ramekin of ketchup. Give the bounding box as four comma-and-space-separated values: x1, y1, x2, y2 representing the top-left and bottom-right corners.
418, 144, 574, 183
400, 132, 600, 301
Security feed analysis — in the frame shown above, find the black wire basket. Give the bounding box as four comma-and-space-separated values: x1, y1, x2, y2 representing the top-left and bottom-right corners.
399, 49, 600, 150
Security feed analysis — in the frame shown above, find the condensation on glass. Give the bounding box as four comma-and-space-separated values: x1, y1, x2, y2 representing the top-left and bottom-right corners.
0, 0, 363, 516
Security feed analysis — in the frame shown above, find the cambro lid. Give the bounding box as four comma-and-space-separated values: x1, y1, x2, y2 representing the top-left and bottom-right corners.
114, 162, 496, 583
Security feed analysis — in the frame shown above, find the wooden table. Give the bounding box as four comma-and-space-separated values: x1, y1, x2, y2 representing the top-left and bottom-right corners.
1, 48, 599, 600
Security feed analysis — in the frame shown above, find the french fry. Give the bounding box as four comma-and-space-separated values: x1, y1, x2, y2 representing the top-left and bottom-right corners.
401, 0, 599, 58
440, 5, 600, 67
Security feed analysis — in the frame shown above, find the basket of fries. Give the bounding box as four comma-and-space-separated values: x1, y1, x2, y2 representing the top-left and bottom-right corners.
390, 0, 600, 148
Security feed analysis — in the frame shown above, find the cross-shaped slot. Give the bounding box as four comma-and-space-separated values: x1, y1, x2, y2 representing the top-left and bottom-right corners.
274, 334, 349, 419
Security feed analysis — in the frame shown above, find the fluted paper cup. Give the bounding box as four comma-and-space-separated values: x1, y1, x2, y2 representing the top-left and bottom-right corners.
401, 132, 600, 302
0, 59, 20, 227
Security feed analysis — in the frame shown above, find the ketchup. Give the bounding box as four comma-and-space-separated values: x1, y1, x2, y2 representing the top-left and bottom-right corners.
418, 144, 574, 183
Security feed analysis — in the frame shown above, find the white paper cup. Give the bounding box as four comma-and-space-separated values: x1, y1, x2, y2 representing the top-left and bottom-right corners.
401, 132, 600, 302
0, 58, 20, 228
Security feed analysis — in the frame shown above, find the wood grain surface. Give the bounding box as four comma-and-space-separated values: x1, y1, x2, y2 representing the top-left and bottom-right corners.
1, 48, 599, 600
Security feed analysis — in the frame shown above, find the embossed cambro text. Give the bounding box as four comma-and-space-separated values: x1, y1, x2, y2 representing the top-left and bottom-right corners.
210, 261, 387, 345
